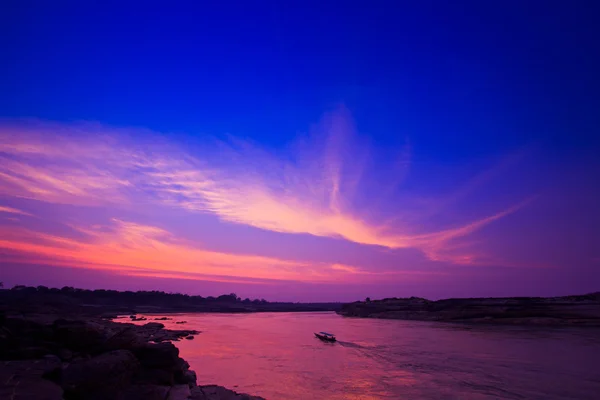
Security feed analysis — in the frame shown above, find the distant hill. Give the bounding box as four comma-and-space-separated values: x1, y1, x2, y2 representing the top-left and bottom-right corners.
0, 285, 342, 316
337, 293, 600, 326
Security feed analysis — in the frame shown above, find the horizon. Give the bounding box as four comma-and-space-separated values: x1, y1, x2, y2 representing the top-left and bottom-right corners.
1, 2, 599, 302
2, 283, 598, 304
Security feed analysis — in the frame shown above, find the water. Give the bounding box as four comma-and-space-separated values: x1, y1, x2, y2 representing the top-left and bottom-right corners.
135, 312, 600, 399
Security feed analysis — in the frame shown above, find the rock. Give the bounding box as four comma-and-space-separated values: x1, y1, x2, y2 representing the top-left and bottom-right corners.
60, 349, 140, 400
133, 342, 180, 370
0, 317, 59, 360
2, 345, 54, 360
4, 316, 49, 341
182, 370, 197, 387
135, 367, 175, 386
191, 385, 265, 400
57, 348, 73, 361
179, 358, 190, 371
0, 375, 63, 400
116, 384, 170, 400
105, 327, 146, 351
53, 319, 107, 353
185, 335, 194, 340
154, 317, 172, 321
173, 357, 192, 383
175, 321, 187, 324
167, 384, 191, 400
1, 357, 62, 377
0, 359, 64, 400
43, 354, 61, 364
144, 322, 165, 329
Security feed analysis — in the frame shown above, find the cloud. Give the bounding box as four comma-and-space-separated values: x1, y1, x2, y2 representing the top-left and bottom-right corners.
0, 218, 429, 284
0, 206, 32, 216
0, 111, 531, 267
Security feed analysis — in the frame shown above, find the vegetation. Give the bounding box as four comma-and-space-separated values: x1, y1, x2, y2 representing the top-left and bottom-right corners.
0, 284, 341, 314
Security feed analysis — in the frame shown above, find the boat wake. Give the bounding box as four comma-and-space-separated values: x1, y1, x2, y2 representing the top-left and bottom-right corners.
336, 341, 365, 349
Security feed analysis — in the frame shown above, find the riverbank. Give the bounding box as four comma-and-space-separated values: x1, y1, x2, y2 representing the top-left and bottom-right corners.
0, 286, 341, 317
0, 311, 264, 399
337, 293, 600, 326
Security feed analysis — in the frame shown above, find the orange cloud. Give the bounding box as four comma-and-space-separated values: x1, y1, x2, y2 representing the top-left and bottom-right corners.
0, 206, 32, 216
0, 113, 531, 267
0, 219, 424, 284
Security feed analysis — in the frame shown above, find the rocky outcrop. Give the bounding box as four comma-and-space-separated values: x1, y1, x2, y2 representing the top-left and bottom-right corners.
61, 349, 140, 399
191, 385, 265, 400
337, 293, 600, 326
0, 312, 261, 399
0, 358, 64, 400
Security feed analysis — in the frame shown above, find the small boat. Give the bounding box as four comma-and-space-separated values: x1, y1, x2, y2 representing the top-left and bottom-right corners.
314, 331, 336, 342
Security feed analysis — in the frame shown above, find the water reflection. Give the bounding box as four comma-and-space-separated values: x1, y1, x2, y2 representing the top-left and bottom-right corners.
132, 312, 600, 399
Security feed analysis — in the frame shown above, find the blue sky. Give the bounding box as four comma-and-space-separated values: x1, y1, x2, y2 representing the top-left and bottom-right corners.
3, 1, 598, 151
0, 1, 598, 300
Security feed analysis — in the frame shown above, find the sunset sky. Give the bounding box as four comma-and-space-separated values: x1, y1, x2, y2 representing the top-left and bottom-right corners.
1, 1, 598, 301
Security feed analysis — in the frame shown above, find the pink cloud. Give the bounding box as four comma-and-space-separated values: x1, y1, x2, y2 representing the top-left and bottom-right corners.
0, 205, 32, 216
0, 218, 431, 284
0, 111, 531, 269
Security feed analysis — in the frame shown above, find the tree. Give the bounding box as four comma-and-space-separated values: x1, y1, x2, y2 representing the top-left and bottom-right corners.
365, 297, 371, 302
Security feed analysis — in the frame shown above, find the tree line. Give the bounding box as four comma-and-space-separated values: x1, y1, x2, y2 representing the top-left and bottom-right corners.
1, 284, 271, 305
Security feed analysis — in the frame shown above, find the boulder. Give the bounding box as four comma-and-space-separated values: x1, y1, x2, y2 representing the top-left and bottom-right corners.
4, 317, 50, 341
2, 345, 54, 360
60, 349, 139, 399
0, 359, 63, 400
134, 367, 175, 386
0, 375, 63, 400
191, 385, 266, 400
105, 327, 146, 351
134, 342, 180, 370
173, 357, 192, 383
0, 317, 56, 359
53, 320, 107, 353
57, 348, 73, 361
182, 370, 197, 387
144, 322, 165, 329
116, 384, 170, 400
167, 384, 191, 400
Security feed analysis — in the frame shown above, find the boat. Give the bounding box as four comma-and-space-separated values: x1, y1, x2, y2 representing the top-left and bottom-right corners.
314, 331, 336, 342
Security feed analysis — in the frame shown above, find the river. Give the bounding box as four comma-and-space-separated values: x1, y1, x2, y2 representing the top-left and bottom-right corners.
136, 312, 600, 399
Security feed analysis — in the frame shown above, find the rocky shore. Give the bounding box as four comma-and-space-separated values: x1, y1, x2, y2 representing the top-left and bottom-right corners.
338, 293, 600, 326
0, 312, 265, 400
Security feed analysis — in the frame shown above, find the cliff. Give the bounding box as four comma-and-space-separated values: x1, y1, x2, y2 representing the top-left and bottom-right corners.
337, 293, 600, 326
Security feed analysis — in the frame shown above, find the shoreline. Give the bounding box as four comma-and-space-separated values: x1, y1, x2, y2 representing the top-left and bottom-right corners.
0, 311, 265, 400
337, 293, 600, 326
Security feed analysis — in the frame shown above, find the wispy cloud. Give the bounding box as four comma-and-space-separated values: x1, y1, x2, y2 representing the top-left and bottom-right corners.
0, 111, 531, 267
0, 206, 32, 216
0, 219, 431, 284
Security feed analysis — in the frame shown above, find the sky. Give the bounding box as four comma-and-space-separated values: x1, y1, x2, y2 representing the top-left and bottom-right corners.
0, 1, 599, 301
